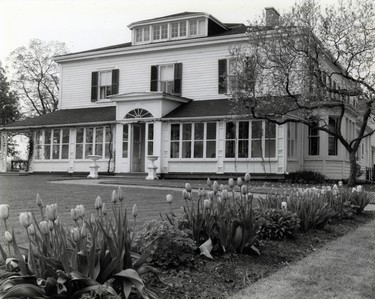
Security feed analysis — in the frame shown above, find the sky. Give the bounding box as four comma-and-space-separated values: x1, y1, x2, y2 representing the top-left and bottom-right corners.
0, 0, 340, 67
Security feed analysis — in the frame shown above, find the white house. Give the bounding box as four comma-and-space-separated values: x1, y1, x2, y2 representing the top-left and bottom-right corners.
0, 9, 373, 179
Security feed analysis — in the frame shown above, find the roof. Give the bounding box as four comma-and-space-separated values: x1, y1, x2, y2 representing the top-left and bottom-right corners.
1, 106, 116, 130
164, 99, 236, 118
128, 12, 206, 27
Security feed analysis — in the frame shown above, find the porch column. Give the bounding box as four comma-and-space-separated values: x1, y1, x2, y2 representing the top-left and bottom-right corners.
277, 124, 287, 174
0, 131, 8, 172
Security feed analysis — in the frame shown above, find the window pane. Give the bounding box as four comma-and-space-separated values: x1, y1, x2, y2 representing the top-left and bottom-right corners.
171, 23, 178, 37
148, 141, 153, 156
53, 130, 60, 145
148, 124, 154, 140
239, 121, 249, 139
206, 141, 216, 158
170, 142, 179, 158
183, 124, 191, 140
309, 137, 319, 155
52, 145, 60, 159
252, 121, 262, 138
194, 123, 204, 140
123, 124, 129, 141
76, 144, 83, 159
76, 128, 84, 143
182, 141, 191, 158
144, 26, 150, 41
61, 144, 69, 159
95, 143, 103, 157
226, 122, 236, 139
190, 20, 197, 35
96, 128, 103, 143
207, 123, 216, 139
265, 140, 276, 158
153, 25, 160, 40
62, 129, 70, 143
86, 128, 93, 143
85, 144, 93, 158
180, 22, 186, 36
161, 24, 168, 39
265, 122, 276, 138
44, 145, 51, 159
105, 127, 112, 142
238, 140, 249, 158
122, 141, 128, 158
45, 130, 51, 144
251, 140, 262, 158
194, 141, 203, 158
226, 140, 235, 158
171, 124, 180, 140
105, 143, 111, 159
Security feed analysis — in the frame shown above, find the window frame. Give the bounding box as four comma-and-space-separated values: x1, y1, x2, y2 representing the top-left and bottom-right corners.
34, 128, 70, 161
75, 126, 112, 160
328, 116, 339, 156
224, 121, 277, 159
169, 122, 217, 160
308, 124, 320, 156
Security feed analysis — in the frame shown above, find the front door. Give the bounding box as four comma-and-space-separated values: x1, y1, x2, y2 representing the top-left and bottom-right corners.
131, 123, 145, 172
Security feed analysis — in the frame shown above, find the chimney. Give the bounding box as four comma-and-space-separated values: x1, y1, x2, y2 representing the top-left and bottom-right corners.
265, 7, 280, 27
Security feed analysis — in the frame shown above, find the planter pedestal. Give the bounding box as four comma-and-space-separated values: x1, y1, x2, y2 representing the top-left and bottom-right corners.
146, 155, 159, 180
87, 155, 101, 179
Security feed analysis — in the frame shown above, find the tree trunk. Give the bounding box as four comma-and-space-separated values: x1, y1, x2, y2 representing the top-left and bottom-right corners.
348, 151, 357, 187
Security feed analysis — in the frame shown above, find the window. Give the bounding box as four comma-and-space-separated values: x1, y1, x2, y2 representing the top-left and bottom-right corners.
91, 69, 119, 102
251, 121, 262, 158
34, 128, 70, 160
328, 117, 339, 156
308, 124, 320, 156
218, 58, 256, 94
171, 21, 187, 38
170, 124, 180, 158
265, 122, 276, 158
147, 123, 154, 155
122, 124, 129, 158
287, 123, 298, 158
153, 23, 168, 40
170, 122, 217, 159
75, 127, 112, 159
150, 63, 182, 95
135, 26, 150, 43
189, 19, 205, 36
225, 121, 276, 159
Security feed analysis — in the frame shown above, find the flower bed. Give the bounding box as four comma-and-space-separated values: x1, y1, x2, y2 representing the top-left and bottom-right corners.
0, 175, 372, 298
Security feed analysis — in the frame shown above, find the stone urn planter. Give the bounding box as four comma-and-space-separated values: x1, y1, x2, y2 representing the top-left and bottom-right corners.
146, 155, 159, 180
87, 155, 101, 179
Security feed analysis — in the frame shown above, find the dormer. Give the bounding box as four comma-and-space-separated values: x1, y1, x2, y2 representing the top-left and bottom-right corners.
128, 12, 229, 45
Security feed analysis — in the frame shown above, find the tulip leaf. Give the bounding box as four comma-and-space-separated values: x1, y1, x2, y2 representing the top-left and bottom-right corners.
11, 230, 27, 275
0, 242, 7, 263
115, 269, 149, 299
0, 283, 45, 299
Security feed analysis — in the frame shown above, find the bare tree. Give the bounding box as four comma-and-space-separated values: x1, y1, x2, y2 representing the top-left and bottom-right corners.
8, 39, 68, 116
228, 0, 375, 186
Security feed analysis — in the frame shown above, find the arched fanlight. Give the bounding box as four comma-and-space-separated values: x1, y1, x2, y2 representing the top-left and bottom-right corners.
125, 108, 153, 119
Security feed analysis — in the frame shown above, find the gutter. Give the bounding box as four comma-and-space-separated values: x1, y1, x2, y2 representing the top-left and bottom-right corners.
0, 120, 117, 131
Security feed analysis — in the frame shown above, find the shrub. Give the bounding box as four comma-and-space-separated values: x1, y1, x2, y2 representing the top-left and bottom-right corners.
286, 170, 326, 184
133, 219, 196, 270
256, 209, 300, 240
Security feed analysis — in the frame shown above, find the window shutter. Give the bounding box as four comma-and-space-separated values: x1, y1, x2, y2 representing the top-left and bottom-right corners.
112, 69, 119, 95
173, 63, 182, 95
218, 59, 227, 94
91, 72, 98, 102
150, 65, 158, 91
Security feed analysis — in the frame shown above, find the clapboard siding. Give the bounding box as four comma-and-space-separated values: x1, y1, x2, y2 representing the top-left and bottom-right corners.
60, 43, 234, 109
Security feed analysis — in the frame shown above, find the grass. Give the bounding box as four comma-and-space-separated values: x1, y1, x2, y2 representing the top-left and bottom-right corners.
229, 218, 375, 299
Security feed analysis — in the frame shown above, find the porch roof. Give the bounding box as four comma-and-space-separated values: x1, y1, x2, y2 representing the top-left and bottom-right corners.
1, 106, 116, 131
163, 99, 236, 118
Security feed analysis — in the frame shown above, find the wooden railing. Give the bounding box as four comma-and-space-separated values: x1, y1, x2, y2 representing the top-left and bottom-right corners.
11, 160, 28, 172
